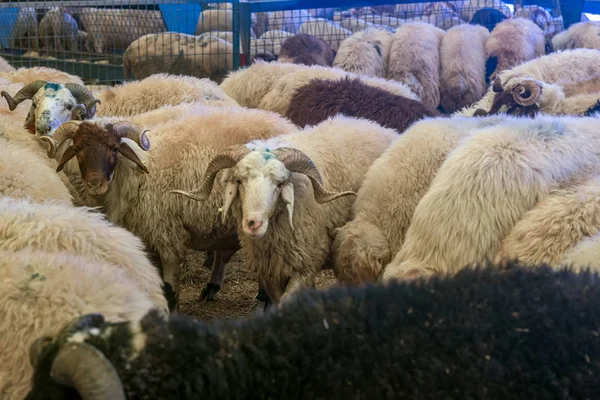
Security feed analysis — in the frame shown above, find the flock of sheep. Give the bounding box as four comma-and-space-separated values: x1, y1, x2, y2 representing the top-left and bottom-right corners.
2, 2, 600, 400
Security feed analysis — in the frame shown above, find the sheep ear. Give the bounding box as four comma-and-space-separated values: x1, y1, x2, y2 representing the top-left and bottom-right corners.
281, 181, 294, 230
57, 146, 77, 172
119, 140, 149, 174
220, 180, 239, 225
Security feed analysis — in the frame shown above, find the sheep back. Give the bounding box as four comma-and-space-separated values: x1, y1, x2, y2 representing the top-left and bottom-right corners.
0, 197, 167, 311
439, 24, 490, 113
278, 33, 336, 67
333, 29, 393, 78
96, 73, 238, 117
286, 77, 437, 132
485, 17, 546, 80
387, 22, 445, 110
497, 174, 600, 266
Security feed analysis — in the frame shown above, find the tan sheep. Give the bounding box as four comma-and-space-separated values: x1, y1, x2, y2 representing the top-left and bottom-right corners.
0, 66, 84, 85
332, 115, 507, 284
561, 232, 600, 272
333, 29, 393, 78
496, 174, 600, 266
387, 21, 445, 110
96, 73, 239, 117
552, 21, 600, 51
485, 17, 546, 81
195, 9, 232, 34
0, 137, 72, 205
383, 115, 600, 282
439, 24, 490, 113
123, 33, 232, 82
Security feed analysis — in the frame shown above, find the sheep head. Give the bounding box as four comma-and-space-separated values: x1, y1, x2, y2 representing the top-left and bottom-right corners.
26, 314, 126, 400
42, 120, 150, 197
479, 77, 543, 117
1, 80, 100, 136
170, 145, 356, 239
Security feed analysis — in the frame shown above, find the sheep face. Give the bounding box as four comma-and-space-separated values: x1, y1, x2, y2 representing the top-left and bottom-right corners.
169, 145, 356, 238
226, 151, 293, 238
1, 80, 100, 136
45, 121, 150, 197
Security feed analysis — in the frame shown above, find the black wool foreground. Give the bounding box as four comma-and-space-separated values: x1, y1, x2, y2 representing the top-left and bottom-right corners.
27, 262, 600, 400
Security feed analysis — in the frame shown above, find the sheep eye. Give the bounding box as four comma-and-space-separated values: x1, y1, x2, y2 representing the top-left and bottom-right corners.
65, 104, 73, 111
236, 179, 242, 185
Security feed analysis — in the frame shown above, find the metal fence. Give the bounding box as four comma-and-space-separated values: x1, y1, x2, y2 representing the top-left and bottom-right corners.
0, 0, 575, 86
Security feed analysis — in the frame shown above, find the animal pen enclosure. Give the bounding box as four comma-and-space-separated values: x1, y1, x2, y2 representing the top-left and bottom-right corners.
0, 0, 567, 86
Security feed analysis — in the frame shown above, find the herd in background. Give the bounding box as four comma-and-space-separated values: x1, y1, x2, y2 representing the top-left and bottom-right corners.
3, 3, 600, 400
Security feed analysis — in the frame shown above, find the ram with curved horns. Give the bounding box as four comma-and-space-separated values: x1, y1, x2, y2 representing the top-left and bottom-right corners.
474, 75, 600, 117
171, 115, 397, 304
1, 80, 100, 136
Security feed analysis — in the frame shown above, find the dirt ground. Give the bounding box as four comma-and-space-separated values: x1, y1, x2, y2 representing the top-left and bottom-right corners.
179, 250, 338, 321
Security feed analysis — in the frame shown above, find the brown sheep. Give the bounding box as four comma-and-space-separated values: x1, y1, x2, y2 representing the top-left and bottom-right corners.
277, 33, 336, 67
286, 77, 439, 132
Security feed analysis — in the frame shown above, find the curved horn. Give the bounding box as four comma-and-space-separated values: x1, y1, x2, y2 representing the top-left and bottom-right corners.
38, 136, 58, 158
1, 80, 47, 111
52, 120, 82, 144
50, 342, 125, 400
512, 80, 542, 107
170, 146, 251, 201
492, 77, 503, 93
64, 83, 101, 119
29, 336, 53, 368
271, 147, 356, 204
109, 121, 150, 151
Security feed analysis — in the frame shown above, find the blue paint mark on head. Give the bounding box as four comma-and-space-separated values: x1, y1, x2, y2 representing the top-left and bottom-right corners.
263, 150, 274, 160
44, 82, 62, 92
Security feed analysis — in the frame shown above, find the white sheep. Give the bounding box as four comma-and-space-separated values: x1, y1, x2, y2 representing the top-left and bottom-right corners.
485, 18, 546, 81
552, 21, 600, 51
439, 24, 490, 113
123, 33, 232, 82
332, 115, 508, 284
0, 247, 158, 400
38, 8, 79, 52
195, 9, 232, 35
496, 174, 600, 266
0, 196, 167, 311
382, 115, 600, 282
43, 107, 297, 307
0, 137, 71, 205
268, 10, 312, 33
387, 21, 445, 110
297, 19, 352, 51
460, 49, 600, 116
333, 29, 393, 78
10, 7, 38, 50
0, 66, 84, 85
171, 115, 397, 303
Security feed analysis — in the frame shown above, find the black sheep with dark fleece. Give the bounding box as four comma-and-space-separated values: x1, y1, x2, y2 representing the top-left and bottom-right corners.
27, 262, 600, 400
286, 77, 440, 132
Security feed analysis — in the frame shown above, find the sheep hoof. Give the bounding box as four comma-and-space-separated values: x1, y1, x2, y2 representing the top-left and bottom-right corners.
201, 283, 220, 301
163, 282, 178, 312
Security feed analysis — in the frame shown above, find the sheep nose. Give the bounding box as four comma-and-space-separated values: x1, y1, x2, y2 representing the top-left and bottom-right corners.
86, 179, 103, 190
248, 219, 263, 230
36, 124, 51, 135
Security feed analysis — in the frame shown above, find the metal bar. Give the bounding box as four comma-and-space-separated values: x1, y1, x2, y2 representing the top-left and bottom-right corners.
232, 0, 240, 70
239, 0, 251, 66
0, 0, 231, 8
245, 0, 434, 13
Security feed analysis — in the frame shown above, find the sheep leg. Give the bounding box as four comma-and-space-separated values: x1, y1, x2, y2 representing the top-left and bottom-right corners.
201, 249, 238, 301
280, 274, 315, 304
160, 252, 181, 312
202, 250, 215, 270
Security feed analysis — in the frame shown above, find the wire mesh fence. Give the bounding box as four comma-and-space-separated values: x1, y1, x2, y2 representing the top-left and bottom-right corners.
0, 0, 240, 86
0, 0, 571, 86
245, 0, 565, 63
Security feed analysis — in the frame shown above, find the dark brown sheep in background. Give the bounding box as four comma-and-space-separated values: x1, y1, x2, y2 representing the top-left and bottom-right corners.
286, 77, 440, 132
278, 33, 336, 67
